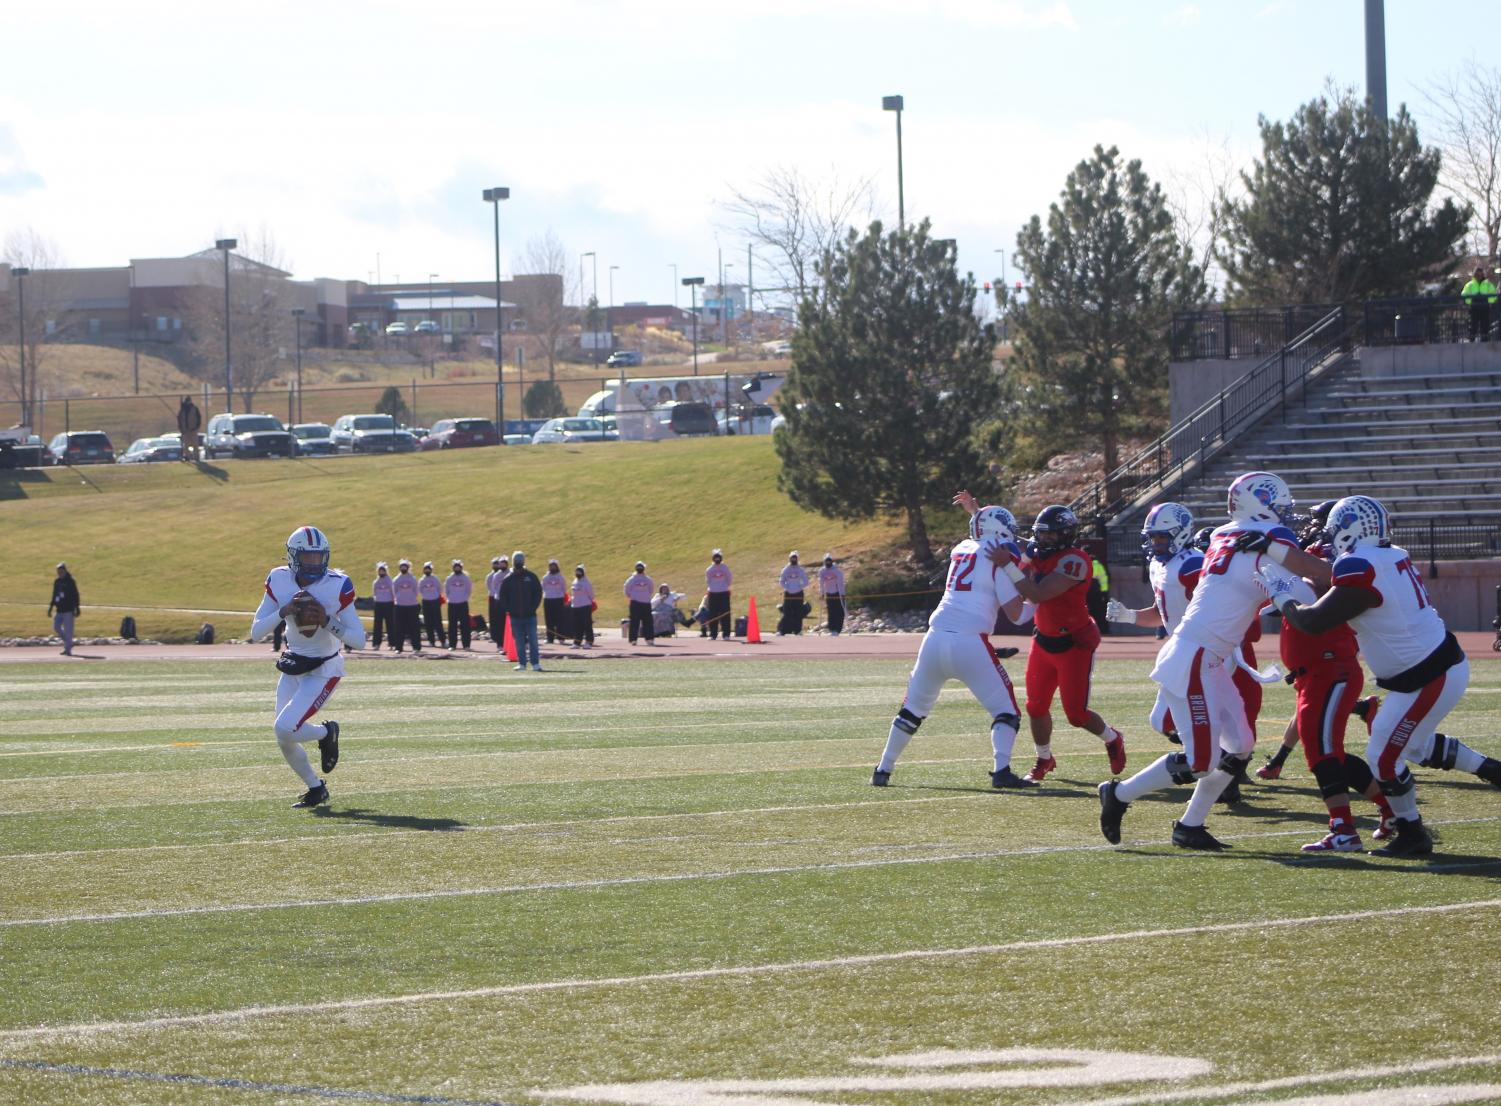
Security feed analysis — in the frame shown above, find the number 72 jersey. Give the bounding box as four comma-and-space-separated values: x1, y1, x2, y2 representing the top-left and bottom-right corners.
928, 537, 1022, 635
1333, 543, 1446, 680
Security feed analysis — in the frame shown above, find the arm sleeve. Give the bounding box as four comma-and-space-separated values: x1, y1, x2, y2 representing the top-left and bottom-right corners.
249, 586, 283, 643
328, 596, 368, 649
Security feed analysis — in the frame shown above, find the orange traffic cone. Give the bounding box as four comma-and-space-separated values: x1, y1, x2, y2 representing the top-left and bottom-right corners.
746, 595, 762, 644
503, 617, 518, 661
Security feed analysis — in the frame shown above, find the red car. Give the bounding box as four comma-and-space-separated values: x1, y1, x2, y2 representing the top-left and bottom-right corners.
420, 417, 500, 450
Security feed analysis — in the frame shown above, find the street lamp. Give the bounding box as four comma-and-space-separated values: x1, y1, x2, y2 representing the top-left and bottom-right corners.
881, 95, 905, 229
608, 264, 619, 353
291, 308, 306, 423
682, 276, 705, 376
215, 238, 237, 411
427, 272, 438, 378
11, 267, 28, 426
482, 187, 510, 440
724, 263, 735, 343
669, 263, 678, 307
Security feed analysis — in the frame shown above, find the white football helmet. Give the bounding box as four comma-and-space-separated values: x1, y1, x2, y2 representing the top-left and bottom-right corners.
969, 505, 1019, 546
1140, 502, 1194, 562
1226, 471, 1295, 525
1323, 495, 1390, 555
287, 526, 331, 582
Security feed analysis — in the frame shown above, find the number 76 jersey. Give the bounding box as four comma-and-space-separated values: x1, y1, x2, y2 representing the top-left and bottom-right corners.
928, 537, 1022, 635
1333, 543, 1447, 680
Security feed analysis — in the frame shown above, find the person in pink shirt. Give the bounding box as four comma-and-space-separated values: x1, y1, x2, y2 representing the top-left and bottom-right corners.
444, 559, 473, 650
625, 561, 656, 646
418, 562, 442, 647
391, 558, 422, 653
370, 562, 395, 650
704, 549, 733, 640
818, 553, 847, 636
541, 558, 569, 643
570, 565, 595, 648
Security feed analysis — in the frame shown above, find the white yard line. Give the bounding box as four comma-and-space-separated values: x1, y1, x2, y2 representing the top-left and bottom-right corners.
5, 897, 1499, 1042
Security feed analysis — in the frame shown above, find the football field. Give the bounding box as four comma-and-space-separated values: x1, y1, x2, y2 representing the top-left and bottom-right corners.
3, 653, 1501, 1106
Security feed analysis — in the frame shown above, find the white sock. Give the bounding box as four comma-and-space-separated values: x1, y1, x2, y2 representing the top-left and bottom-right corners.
1182, 768, 1233, 824
1116, 754, 1178, 803
278, 737, 322, 788
1033, 743, 1053, 761
991, 723, 1018, 772
1388, 789, 1420, 821
1452, 743, 1487, 774
878, 727, 913, 773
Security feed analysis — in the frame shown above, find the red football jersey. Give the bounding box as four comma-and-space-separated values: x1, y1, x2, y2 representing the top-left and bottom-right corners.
1026, 545, 1098, 639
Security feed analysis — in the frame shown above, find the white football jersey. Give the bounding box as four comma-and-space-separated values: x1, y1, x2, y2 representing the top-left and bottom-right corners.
1174, 520, 1296, 659
1149, 547, 1203, 634
1333, 544, 1448, 679
928, 538, 1021, 635
259, 565, 359, 663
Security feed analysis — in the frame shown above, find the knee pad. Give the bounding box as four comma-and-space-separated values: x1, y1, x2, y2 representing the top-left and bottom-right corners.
1218, 752, 1251, 778
991, 712, 1020, 732
1165, 752, 1198, 785
1379, 768, 1416, 798
893, 707, 924, 735
1310, 756, 1350, 800
1420, 734, 1458, 771
1344, 754, 1374, 793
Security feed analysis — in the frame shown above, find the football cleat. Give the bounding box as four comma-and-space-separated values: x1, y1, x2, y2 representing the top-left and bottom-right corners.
1351, 695, 1381, 724
1255, 758, 1283, 781
318, 720, 340, 774
1301, 831, 1363, 853
293, 783, 330, 809
990, 767, 1037, 790
1171, 820, 1228, 851
1098, 780, 1128, 844
1104, 730, 1127, 775
871, 768, 891, 787
1217, 779, 1243, 805
1370, 818, 1433, 858
1372, 814, 1397, 841
1477, 758, 1501, 790
1024, 756, 1057, 783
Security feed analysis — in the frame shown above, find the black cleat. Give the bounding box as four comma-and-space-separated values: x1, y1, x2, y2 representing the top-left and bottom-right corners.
1370, 818, 1433, 858
990, 767, 1036, 789
1217, 779, 1243, 805
993, 646, 1020, 659
293, 783, 330, 809
1171, 820, 1228, 851
1477, 758, 1501, 790
318, 720, 340, 774
871, 768, 891, 787
1098, 780, 1128, 844
1165, 729, 1182, 746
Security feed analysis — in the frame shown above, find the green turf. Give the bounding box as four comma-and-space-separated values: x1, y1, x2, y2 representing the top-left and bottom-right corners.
2, 654, 1501, 1105
0, 437, 909, 641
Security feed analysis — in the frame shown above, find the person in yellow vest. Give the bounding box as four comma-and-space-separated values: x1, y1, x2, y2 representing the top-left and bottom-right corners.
1087, 556, 1112, 636
1462, 266, 1497, 342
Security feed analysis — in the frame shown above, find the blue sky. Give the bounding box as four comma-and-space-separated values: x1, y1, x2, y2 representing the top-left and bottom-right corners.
0, 1, 1490, 306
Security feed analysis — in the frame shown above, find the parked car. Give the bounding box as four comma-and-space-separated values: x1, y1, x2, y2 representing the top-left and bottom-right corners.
421, 417, 499, 450
652, 401, 719, 438
390, 429, 421, 452
203, 413, 297, 459
406, 426, 430, 441
118, 436, 182, 463
47, 430, 115, 465
413, 320, 440, 334
385, 321, 409, 336
530, 417, 612, 444
717, 404, 778, 436
605, 350, 643, 368
598, 414, 619, 441
290, 423, 337, 456
331, 413, 412, 453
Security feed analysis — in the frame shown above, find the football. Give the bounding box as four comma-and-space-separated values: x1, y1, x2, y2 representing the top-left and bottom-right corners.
288, 591, 328, 637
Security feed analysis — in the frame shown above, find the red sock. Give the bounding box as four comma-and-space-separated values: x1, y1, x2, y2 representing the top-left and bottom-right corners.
1371, 794, 1393, 817
1329, 803, 1355, 833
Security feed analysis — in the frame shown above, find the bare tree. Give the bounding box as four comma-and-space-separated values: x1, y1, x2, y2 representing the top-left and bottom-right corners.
517, 230, 571, 380
0, 229, 67, 425
1422, 62, 1501, 260
720, 165, 876, 307
1163, 132, 1238, 298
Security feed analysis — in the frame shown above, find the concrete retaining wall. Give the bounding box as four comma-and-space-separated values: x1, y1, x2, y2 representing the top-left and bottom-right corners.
1359, 341, 1501, 378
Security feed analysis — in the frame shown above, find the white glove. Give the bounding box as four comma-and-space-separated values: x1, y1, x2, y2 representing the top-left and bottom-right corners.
1260, 570, 1300, 611
1001, 561, 1026, 584
1105, 599, 1137, 625
1015, 601, 1036, 625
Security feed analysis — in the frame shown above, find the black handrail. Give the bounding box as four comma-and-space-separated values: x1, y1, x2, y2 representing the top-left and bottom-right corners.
1072, 307, 1351, 525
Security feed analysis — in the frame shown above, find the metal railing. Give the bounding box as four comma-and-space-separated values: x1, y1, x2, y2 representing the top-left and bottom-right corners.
1170, 304, 1341, 361
1073, 307, 1352, 525
1360, 296, 1475, 346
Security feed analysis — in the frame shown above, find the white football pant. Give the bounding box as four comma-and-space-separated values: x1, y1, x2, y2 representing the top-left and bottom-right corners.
274, 671, 340, 788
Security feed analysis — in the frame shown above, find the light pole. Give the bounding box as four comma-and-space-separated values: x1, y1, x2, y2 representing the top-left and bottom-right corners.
291, 308, 305, 423
669, 263, 678, 307
427, 272, 438, 378
483, 187, 510, 439
215, 238, 237, 411
12, 267, 28, 426
608, 264, 619, 353
994, 248, 1007, 340
682, 276, 704, 376
882, 95, 905, 229
128, 264, 139, 394
724, 263, 735, 344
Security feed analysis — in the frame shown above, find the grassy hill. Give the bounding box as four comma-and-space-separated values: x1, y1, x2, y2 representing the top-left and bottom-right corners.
0, 437, 923, 642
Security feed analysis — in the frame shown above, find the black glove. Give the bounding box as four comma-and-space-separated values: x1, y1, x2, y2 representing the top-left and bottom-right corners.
1233, 530, 1271, 555
992, 645, 1020, 660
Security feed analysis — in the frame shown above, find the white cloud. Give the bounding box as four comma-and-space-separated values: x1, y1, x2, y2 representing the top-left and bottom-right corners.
1163, 4, 1201, 29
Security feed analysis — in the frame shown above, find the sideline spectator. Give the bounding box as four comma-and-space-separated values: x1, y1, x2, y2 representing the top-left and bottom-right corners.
418, 562, 442, 647
704, 549, 733, 640
499, 550, 543, 670
48, 562, 80, 656
819, 553, 846, 637
177, 396, 202, 462
1088, 557, 1112, 636
1462, 266, 1497, 342
653, 583, 691, 637
625, 561, 655, 645
570, 564, 596, 648
392, 558, 422, 652
777, 550, 810, 635
371, 562, 395, 650
541, 558, 569, 643
486, 555, 510, 653
444, 559, 472, 649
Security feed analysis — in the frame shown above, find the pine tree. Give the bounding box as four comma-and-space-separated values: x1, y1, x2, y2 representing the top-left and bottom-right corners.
1007, 145, 1204, 484
775, 219, 998, 565
1219, 89, 1469, 304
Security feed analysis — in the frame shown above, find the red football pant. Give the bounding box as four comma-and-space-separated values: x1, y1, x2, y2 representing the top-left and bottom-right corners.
1293, 657, 1364, 768
1232, 647, 1262, 739
1025, 641, 1096, 726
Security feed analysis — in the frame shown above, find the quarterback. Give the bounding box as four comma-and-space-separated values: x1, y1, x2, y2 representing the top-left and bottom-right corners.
249, 526, 366, 808
873, 502, 1034, 789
